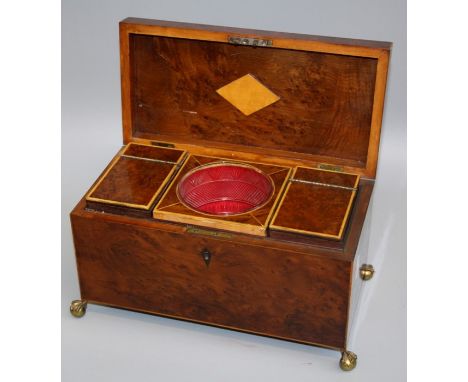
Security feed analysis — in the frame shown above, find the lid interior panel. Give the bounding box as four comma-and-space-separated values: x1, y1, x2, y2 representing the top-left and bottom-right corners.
129, 34, 378, 168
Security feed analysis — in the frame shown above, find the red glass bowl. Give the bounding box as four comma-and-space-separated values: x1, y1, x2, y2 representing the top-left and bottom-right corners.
176, 162, 274, 216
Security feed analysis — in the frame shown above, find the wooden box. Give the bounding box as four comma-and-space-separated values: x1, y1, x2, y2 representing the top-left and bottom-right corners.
69, 18, 391, 371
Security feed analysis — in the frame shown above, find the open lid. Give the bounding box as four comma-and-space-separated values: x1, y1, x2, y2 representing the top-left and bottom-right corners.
120, 18, 391, 179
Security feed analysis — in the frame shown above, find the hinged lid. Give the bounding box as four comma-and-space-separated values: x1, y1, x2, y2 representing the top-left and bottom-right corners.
119, 18, 391, 178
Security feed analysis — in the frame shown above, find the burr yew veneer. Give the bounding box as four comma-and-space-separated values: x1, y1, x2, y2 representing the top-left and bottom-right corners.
69, 18, 391, 372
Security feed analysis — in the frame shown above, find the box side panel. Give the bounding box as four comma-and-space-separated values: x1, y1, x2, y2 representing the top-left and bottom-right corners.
346, 200, 373, 348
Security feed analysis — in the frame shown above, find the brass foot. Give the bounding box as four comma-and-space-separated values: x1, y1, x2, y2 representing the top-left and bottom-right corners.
339, 350, 357, 371
359, 264, 375, 281
70, 300, 87, 318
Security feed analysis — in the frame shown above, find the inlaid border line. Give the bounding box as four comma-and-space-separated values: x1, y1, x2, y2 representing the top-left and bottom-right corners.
290, 178, 357, 191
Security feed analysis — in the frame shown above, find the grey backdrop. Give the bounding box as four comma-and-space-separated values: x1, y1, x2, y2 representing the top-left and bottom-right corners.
62, 1, 406, 381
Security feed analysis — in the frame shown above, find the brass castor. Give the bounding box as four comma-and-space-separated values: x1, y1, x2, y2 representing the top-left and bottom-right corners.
359, 264, 375, 281
339, 350, 357, 371
70, 300, 87, 318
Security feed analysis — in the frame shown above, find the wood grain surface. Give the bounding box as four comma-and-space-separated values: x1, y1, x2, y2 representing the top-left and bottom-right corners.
85, 143, 186, 215
129, 34, 377, 165
119, 19, 391, 178
72, 213, 352, 349
270, 167, 359, 240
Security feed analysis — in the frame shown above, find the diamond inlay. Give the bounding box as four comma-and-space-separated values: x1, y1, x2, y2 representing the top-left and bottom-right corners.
216, 74, 280, 116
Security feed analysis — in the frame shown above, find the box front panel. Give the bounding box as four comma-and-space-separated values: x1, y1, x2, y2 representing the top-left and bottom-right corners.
72, 214, 351, 349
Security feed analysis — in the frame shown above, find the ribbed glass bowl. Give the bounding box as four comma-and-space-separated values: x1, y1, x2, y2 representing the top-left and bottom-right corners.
176, 162, 274, 216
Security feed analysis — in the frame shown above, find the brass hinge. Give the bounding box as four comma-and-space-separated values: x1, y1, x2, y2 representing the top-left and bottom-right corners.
317, 163, 344, 173
151, 141, 175, 148
228, 36, 272, 47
